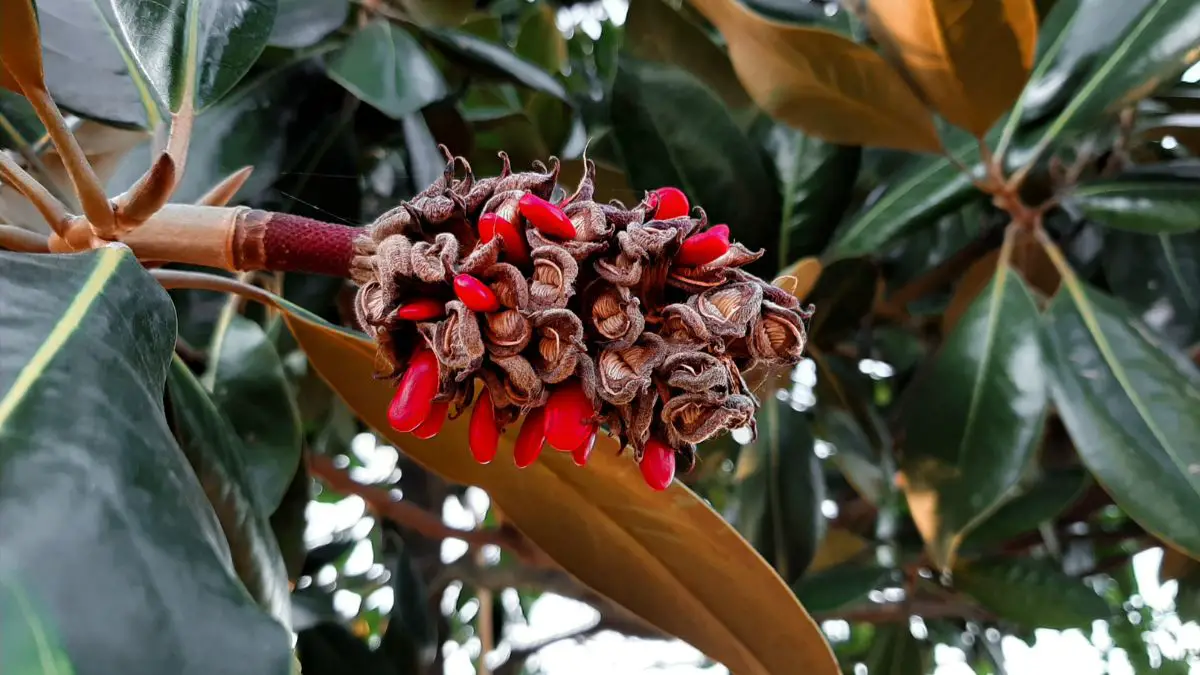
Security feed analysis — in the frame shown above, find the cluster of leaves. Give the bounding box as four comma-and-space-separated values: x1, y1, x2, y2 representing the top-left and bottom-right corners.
3, 0, 1200, 674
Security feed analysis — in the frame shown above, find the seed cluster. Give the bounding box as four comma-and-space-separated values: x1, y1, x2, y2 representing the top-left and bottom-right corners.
350, 149, 813, 490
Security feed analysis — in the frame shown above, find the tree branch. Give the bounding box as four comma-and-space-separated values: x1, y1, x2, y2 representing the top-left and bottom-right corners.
306, 452, 518, 551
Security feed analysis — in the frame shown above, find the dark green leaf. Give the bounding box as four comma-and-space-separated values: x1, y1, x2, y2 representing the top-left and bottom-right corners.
166, 357, 292, 631
1017, 0, 1154, 124
864, 625, 930, 675
424, 28, 568, 100
792, 564, 890, 614
814, 408, 890, 507
297, 623, 390, 675
0, 581, 75, 674
900, 262, 1048, 570
611, 57, 781, 276
766, 125, 861, 267
110, 0, 278, 112
514, 4, 566, 76
271, 458, 310, 582
623, 0, 752, 113
0, 248, 291, 674
955, 558, 1111, 629
1103, 230, 1200, 348
301, 541, 355, 578
803, 258, 878, 345
107, 60, 313, 204
37, 0, 160, 128
327, 20, 448, 119
734, 398, 827, 584
1043, 282, 1200, 558
290, 586, 339, 633
269, 0, 349, 49
204, 309, 303, 514
1024, 0, 1200, 152
0, 88, 41, 148
960, 469, 1090, 552
826, 135, 979, 260
1066, 177, 1200, 234
379, 533, 436, 671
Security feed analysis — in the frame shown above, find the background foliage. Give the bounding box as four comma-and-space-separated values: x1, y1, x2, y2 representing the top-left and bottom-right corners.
3, 0, 1200, 673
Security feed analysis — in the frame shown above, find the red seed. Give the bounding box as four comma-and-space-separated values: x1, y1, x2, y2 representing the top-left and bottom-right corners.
412, 400, 449, 439
514, 408, 547, 469
394, 298, 445, 321
544, 380, 595, 452
571, 427, 597, 467
387, 348, 439, 433
478, 213, 504, 243
675, 227, 732, 267
518, 193, 576, 239
652, 187, 689, 220
640, 439, 676, 491
494, 217, 531, 265
469, 388, 500, 464
454, 274, 501, 312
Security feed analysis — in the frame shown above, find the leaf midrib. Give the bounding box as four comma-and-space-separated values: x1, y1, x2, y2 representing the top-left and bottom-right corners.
1059, 273, 1193, 497
0, 249, 123, 426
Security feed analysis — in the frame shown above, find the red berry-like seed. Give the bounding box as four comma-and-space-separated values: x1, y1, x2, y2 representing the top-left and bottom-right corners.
708, 224, 730, 240
387, 348, 439, 433
454, 274, 501, 312
412, 400, 449, 440
640, 439, 676, 491
513, 408, 547, 469
469, 389, 500, 464
394, 298, 445, 321
652, 187, 689, 220
544, 380, 595, 452
571, 428, 597, 467
675, 228, 732, 267
478, 213, 504, 243
518, 193, 576, 239
494, 217, 531, 265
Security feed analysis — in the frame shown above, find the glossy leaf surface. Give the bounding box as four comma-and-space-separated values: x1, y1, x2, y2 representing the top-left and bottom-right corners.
900, 256, 1047, 571
866, 0, 1037, 135
1043, 280, 1200, 558
0, 248, 291, 675
166, 357, 292, 630
110, 0, 277, 111
734, 396, 827, 584
326, 21, 448, 119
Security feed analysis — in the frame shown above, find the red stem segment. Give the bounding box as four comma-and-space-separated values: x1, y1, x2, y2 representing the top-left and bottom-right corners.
241, 210, 361, 277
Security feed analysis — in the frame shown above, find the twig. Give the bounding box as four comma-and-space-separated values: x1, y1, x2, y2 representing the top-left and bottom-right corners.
307, 452, 517, 551
0, 224, 50, 253
0, 150, 70, 235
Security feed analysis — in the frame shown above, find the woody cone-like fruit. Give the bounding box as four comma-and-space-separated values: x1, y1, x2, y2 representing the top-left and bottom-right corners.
352, 148, 812, 490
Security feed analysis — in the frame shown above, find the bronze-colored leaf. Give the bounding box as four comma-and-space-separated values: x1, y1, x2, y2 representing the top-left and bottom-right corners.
866, 0, 1038, 136
687, 0, 941, 152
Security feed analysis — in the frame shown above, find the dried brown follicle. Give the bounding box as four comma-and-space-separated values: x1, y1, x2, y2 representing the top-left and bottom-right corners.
352, 146, 812, 489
